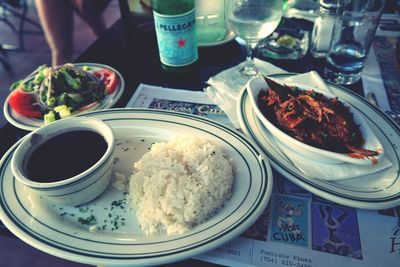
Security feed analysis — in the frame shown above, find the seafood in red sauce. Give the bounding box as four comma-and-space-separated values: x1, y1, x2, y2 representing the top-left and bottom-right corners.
258, 76, 378, 158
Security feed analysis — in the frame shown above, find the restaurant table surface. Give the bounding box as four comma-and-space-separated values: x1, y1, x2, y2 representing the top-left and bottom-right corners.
0, 16, 371, 267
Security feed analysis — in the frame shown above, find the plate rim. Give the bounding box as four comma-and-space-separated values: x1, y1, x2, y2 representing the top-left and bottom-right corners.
3, 62, 125, 132
0, 108, 273, 266
237, 73, 400, 210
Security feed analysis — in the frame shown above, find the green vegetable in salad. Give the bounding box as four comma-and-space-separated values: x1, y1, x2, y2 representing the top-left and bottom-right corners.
44, 111, 56, 124
9, 80, 25, 92
54, 105, 71, 119
46, 96, 56, 107
60, 68, 81, 89
33, 65, 47, 85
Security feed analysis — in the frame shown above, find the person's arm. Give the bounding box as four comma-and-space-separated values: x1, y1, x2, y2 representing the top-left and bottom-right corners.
70, 0, 109, 37
35, 0, 74, 66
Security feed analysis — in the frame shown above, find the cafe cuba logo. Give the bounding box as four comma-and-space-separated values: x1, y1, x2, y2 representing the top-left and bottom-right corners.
390, 223, 400, 259
386, 207, 400, 259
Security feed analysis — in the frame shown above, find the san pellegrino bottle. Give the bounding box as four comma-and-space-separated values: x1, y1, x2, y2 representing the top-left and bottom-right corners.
152, 0, 198, 73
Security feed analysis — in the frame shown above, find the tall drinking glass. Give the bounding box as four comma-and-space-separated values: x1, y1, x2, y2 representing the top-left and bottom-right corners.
226, 0, 283, 77
324, 0, 385, 85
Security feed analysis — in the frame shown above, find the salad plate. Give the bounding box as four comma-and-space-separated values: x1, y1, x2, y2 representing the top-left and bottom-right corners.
0, 108, 273, 267
238, 73, 400, 210
3, 63, 125, 131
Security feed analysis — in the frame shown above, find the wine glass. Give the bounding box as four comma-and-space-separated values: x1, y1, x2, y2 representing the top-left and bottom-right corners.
226, 0, 283, 77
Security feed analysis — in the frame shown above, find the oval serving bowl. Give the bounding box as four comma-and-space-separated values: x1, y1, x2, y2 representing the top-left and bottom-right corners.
246, 76, 384, 165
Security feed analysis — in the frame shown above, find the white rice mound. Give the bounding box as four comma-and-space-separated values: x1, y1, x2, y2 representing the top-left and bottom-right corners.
129, 136, 234, 235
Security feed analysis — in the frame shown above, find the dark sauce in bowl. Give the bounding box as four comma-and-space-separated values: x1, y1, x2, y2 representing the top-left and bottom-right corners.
26, 130, 108, 183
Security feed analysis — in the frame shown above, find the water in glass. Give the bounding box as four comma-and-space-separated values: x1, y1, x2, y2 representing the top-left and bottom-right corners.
226, 0, 282, 77
324, 0, 385, 85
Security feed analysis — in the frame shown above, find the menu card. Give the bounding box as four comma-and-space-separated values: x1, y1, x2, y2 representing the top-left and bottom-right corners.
127, 84, 400, 267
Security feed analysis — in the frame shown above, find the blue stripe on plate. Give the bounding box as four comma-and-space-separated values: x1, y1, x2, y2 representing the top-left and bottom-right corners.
39, 160, 113, 197
29, 154, 113, 191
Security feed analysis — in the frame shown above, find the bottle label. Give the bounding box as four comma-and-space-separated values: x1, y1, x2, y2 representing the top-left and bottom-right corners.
153, 8, 198, 67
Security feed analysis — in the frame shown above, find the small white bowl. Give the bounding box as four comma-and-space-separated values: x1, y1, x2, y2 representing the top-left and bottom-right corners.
11, 117, 115, 206
246, 76, 384, 165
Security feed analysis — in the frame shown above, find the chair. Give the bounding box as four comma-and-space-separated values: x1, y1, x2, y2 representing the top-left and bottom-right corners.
119, 0, 154, 39
0, 0, 43, 51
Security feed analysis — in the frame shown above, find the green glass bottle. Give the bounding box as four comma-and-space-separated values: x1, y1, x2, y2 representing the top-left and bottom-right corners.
152, 0, 198, 73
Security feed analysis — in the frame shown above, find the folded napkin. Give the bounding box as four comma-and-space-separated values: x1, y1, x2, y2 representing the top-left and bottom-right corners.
275, 137, 392, 181
205, 61, 392, 180
205, 58, 285, 129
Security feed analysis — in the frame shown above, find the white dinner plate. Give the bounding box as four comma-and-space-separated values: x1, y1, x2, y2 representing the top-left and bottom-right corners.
0, 108, 273, 266
3, 63, 125, 132
238, 73, 400, 210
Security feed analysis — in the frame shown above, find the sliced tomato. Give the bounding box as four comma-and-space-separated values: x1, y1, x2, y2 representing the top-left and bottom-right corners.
8, 89, 42, 118
93, 69, 119, 94
78, 101, 101, 112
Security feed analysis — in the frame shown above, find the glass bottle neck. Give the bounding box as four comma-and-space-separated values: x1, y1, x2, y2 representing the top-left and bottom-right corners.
319, 6, 339, 15
319, 0, 341, 15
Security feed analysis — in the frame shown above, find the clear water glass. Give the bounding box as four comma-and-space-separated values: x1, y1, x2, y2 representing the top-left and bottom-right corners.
324, 0, 385, 85
226, 0, 283, 77
195, 0, 227, 45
